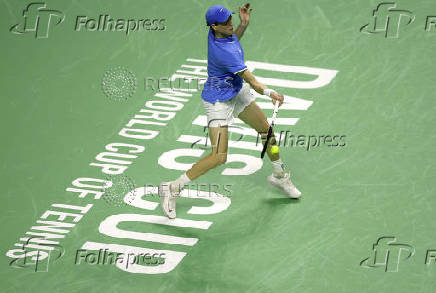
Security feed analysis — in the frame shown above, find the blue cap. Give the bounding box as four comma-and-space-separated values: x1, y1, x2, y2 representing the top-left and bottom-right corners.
205, 5, 234, 26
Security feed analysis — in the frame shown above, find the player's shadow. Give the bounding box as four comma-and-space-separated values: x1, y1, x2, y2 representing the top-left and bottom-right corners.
262, 197, 301, 206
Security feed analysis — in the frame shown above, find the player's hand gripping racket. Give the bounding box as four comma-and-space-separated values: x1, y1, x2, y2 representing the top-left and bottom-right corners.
260, 100, 280, 158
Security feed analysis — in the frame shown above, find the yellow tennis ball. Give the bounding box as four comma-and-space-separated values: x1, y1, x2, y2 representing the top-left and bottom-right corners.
270, 145, 279, 154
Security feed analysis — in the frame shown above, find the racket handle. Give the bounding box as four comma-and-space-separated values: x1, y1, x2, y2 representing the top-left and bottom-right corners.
260, 127, 272, 159
260, 101, 279, 158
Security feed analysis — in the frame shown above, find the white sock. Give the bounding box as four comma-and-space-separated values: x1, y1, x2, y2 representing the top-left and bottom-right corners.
271, 158, 286, 178
170, 173, 191, 193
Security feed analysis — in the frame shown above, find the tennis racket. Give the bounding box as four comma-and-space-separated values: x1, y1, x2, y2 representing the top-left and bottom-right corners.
260, 100, 279, 158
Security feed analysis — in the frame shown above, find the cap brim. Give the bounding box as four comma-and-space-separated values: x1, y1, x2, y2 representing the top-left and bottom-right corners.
217, 12, 233, 23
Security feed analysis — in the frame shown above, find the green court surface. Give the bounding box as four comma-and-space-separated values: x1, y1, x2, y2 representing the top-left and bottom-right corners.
1, 0, 436, 292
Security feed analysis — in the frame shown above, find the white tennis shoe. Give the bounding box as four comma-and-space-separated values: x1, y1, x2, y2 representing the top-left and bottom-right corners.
267, 172, 302, 198
158, 182, 179, 219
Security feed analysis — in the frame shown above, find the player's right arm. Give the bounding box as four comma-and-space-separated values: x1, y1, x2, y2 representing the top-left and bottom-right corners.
238, 69, 284, 106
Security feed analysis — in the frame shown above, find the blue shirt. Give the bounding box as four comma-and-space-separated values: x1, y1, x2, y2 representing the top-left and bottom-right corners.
201, 28, 247, 104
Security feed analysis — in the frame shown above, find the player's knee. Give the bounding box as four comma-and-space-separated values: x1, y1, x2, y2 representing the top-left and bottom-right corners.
216, 152, 227, 165
211, 152, 227, 166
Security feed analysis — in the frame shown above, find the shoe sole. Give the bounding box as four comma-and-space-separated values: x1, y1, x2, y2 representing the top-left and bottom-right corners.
267, 175, 302, 199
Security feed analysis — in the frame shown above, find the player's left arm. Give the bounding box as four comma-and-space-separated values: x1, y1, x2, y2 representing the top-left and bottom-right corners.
234, 3, 252, 40
238, 69, 284, 106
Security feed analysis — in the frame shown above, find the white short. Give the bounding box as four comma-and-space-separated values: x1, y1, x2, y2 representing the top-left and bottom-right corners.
202, 83, 255, 127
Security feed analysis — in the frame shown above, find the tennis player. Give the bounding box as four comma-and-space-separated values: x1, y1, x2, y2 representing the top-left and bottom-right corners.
159, 3, 301, 219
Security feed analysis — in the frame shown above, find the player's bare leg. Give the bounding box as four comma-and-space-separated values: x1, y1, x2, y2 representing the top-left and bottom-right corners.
186, 125, 229, 180
237, 101, 301, 198
237, 101, 280, 162
159, 125, 229, 218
